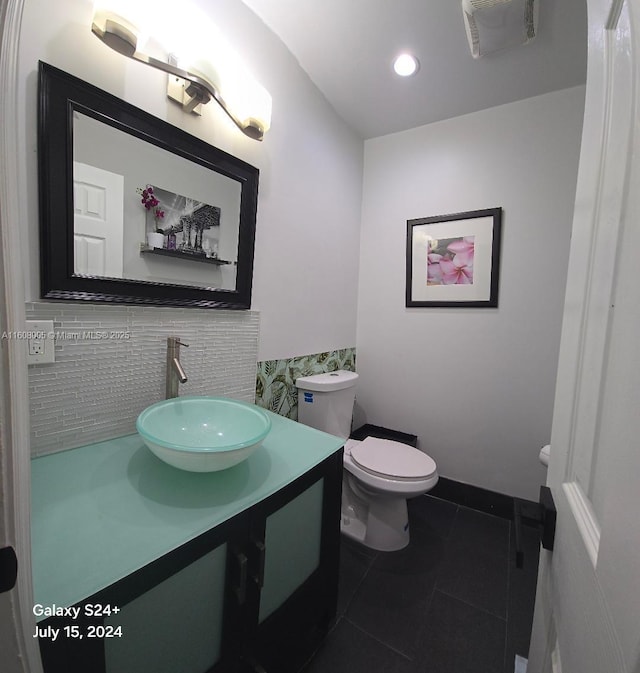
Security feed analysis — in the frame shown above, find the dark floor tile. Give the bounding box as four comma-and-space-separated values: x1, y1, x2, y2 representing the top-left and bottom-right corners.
435, 507, 510, 618
505, 523, 540, 666
336, 537, 378, 615
305, 502, 538, 673
372, 527, 446, 578
408, 495, 458, 539
410, 590, 506, 673
435, 542, 509, 619
447, 507, 510, 558
346, 530, 446, 657
301, 618, 413, 673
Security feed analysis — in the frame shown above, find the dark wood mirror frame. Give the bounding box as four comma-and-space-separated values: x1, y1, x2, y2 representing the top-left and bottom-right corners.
38, 62, 259, 309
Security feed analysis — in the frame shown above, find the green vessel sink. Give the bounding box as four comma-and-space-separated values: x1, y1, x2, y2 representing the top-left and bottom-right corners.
136, 396, 272, 472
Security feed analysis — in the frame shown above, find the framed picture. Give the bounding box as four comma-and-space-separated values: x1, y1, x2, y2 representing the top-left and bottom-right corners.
406, 207, 502, 308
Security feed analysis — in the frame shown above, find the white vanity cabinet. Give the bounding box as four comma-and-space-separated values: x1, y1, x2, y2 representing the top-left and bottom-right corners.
32, 413, 343, 673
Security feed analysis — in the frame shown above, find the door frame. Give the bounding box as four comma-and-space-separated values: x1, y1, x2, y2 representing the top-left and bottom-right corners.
0, 0, 43, 671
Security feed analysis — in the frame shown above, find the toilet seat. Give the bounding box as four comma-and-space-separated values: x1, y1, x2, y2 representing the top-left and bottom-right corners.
349, 437, 436, 481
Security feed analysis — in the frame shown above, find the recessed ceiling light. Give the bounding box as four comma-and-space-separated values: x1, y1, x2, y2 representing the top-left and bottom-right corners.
393, 53, 420, 77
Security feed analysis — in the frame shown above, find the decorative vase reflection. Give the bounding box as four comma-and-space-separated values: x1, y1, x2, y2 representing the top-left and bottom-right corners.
176, 220, 208, 255
147, 231, 165, 249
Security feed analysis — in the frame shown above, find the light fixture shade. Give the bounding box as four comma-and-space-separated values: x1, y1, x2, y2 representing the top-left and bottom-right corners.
91, 0, 272, 139
187, 57, 272, 137
92, 0, 151, 51
462, 0, 538, 59
91, 8, 140, 56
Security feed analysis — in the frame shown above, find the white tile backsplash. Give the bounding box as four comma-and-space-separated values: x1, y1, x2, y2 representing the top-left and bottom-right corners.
26, 302, 260, 457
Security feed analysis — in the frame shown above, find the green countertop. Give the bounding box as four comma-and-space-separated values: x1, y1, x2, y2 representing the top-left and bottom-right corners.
31, 410, 343, 619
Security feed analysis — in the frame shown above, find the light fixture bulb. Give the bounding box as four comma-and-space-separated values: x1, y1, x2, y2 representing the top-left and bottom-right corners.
393, 53, 420, 77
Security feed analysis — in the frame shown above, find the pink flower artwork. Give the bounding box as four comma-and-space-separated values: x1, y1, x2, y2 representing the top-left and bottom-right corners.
426, 236, 475, 286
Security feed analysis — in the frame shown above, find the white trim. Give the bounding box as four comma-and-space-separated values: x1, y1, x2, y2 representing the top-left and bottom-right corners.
548, 0, 633, 500
550, 642, 562, 673
565, 17, 632, 493
605, 0, 624, 30
563, 481, 600, 568
0, 0, 43, 671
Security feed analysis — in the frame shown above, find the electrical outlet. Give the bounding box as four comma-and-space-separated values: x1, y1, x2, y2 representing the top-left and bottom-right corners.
29, 337, 45, 355
25, 320, 55, 364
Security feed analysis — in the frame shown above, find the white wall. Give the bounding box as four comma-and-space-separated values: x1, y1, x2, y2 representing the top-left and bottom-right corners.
357, 87, 585, 500
17, 0, 363, 360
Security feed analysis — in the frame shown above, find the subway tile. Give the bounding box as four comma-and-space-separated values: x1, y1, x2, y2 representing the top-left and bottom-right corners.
27, 302, 260, 456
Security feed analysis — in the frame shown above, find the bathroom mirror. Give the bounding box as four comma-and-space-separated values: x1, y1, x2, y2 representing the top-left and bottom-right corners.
38, 62, 259, 309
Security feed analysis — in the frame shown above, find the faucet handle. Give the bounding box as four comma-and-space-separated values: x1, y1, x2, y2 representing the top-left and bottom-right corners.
168, 336, 189, 348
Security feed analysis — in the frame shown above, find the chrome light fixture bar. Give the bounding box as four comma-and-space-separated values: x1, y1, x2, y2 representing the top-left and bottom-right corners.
91, 9, 270, 141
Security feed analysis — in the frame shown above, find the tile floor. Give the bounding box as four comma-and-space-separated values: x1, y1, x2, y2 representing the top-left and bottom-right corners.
302, 495, 540, 673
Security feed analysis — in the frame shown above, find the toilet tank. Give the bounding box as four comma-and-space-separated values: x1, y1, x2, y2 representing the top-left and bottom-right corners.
295, 370, 358, 438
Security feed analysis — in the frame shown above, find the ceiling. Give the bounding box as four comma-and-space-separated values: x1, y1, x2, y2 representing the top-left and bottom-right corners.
241, 0, 588, 139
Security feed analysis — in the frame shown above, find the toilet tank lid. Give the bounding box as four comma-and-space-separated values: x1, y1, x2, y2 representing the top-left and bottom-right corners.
295, 370, 358, 392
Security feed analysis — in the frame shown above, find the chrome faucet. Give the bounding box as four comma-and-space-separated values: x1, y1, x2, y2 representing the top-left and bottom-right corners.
166, 337, 189, 398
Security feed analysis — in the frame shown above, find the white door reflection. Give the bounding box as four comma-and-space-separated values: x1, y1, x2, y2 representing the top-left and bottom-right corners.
73, 162, 124, 278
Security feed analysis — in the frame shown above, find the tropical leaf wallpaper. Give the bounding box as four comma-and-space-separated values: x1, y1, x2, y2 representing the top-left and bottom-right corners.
255, 348, 356, 420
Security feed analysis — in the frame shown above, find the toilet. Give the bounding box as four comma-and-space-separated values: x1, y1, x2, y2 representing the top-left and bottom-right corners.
295, 370, 438, 551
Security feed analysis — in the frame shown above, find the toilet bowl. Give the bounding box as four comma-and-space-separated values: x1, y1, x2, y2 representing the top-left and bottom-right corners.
295, 371, 439, 552
341, 437, 438, 551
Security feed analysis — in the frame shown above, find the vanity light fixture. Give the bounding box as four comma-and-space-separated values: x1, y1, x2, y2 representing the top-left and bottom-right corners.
393, 53, 420, 77
91, 0, 272, 140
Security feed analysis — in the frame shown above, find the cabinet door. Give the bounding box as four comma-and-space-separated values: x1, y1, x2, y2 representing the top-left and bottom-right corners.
249, 451, 343, 672
103, 543, 228, 673
39, 514, 249, 673
258, 478, 324, 623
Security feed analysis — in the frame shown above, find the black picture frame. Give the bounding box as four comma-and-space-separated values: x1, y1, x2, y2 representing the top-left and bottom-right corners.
38, 62, 259, 309
406, 207, 502, 308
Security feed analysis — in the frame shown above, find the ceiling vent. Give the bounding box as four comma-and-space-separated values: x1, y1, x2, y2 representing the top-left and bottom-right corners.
462, 0, 538, 59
